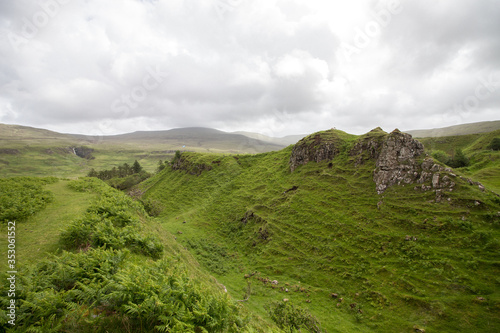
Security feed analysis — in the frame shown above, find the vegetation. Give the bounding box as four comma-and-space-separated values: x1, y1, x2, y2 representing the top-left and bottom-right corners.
489, 137, 500, 151
140, 129, 500, 332
419, 129, 500, 193
0, 248, 245, 332
1, 123, 500, 332
446, 148, 470, 168
0, 177, 57, 223
265, 301, 323, 333
0, 178, 249, 332
87, 161, 151, 191
61, 178, 164, 258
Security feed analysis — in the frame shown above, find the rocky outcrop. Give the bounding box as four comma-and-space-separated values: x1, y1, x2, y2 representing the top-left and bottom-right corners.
289, 132, 342, 172
349, 127, 386, 166
171, 156, 212, 175
289, 127, 471, 197
70, 146, 95, 160
373, 129, 424, 194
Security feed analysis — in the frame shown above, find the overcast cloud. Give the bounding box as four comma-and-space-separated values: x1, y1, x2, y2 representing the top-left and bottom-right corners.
0, 0, 499, 137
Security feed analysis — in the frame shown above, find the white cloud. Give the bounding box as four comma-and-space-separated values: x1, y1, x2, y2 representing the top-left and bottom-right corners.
0, 0, 498, 137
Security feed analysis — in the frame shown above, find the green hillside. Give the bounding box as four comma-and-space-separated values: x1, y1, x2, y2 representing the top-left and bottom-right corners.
419, 129, 500, 193
0, 124, 285, 178
0, 178, 278, 332
1, 125, 499, 332
406, 120, 500, 137
139, 128, 500, 332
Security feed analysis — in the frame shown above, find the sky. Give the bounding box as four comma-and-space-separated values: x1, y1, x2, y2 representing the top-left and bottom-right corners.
0, 0, 499, 138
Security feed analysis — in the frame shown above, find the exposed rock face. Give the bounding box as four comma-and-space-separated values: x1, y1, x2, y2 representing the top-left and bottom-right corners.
349, 127, 386, 166
289, 127, 468, 197
70, 146, 95, 160
289, 133, 340, 172
171, 156, 212, 175
373, 129, 424, 194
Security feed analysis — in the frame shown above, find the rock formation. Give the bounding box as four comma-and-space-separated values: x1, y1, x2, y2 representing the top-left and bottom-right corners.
289, 132, 342, 172
171, 155, 212, 175
289, 127, 469, 197
372, 129, 424, 194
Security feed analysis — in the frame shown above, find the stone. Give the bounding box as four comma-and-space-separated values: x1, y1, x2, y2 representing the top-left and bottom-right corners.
435, 190, 443, 203
373, 130, 424, 194
290, 133, 341, 172
432, 174, 440, 188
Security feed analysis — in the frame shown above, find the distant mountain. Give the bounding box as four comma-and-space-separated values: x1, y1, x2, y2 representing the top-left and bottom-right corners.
0, 124, 288, 177
0, 123, 78, 145
71, 127, 286, 154
406, 120, 500, 137
0, 124, 286, 154
232, 131, 306, 146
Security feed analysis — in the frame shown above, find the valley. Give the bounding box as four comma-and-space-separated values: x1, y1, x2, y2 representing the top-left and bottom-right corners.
0, 122, 499, 332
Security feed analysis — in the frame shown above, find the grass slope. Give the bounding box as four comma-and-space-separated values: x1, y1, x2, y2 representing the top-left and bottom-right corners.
406, 120, 500, 137
140, 129, 500, 332
0, 124, 285, 178
0, 180, 96, 272
0, 178, 282, 332
419, 129, 500, 193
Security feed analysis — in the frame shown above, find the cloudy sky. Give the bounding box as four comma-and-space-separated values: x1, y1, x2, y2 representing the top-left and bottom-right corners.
0, 0, 499, 137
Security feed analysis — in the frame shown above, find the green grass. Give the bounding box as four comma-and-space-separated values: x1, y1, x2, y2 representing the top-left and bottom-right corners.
0, 124, 285, 178
0, 180, 97, 272
140, 130, 500, 332
1, 125, 500, 332
0, 178, 282, 332
419, 129, 500, 193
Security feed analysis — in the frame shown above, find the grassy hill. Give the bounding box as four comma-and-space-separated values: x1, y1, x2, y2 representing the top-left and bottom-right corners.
0, 177, 280, 332
0, 124, 285, 178
419, 129, 500, 193
1, 124, 499, 332
406, 120, 500, 138
139, 128, 500, 332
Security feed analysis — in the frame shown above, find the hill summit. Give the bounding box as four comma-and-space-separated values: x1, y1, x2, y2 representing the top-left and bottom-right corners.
289, 128, 469, 195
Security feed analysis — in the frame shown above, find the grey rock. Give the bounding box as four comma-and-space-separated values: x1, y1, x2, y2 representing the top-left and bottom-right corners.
290, 133, 340, 172
373, 130, 424, 194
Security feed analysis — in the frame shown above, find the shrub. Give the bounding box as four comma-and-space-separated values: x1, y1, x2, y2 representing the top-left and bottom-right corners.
447, 149, 469, 168
61, 181, 163, 259
0, 177, 54, 223
265, 300, 323, 333
488, 137, 500, 151
431, 150, 450, 164
0, 249, 244, 332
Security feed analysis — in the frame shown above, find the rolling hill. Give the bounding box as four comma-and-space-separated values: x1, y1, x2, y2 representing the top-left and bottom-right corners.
138, 127, 500, 332
0, 124, 287, 177
0, 124, 499, 332
232, 131, 306, 146
405, 120, 500, 137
